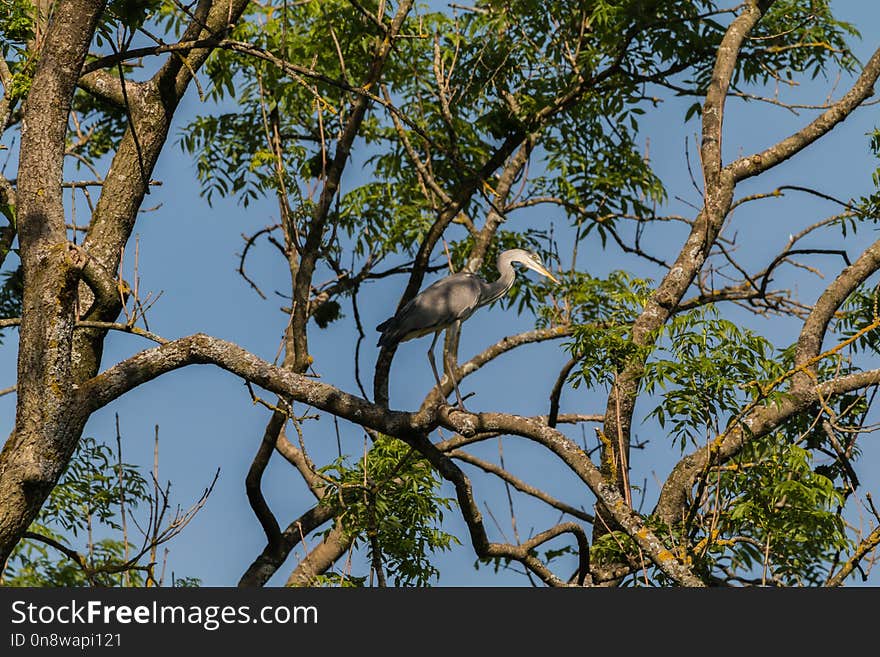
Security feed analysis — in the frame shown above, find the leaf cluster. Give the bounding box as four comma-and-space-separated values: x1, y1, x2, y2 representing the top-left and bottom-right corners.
0, 0, 36, 101
643, 306, 783, 449
704, 437, 850, 586
181, 1, 382, 206
318, 436, 459, 587
2, 436, 152, 586
562, 270, 654, 387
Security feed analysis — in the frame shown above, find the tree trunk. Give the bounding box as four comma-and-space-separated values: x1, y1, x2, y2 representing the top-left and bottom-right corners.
0, 0, 108, 566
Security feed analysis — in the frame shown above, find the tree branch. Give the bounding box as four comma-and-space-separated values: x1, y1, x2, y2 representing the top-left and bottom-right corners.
424, 325, 573, 407
76, 331, 700, 585
655, 366, 880, 528
245, 411, 285, 547
701, 1, 774, 185
730, 46, 880, 182
432, 410, 705, 586
285, 521, 353, 587
238, 503, 336, 587
825, 525, 880, 586
793, 238, 880, 390
451, 449, 594, 522
0, 0, 110, 566
596, 0, 773, 533
77, 69, 129, 107
290, 0, 415, 373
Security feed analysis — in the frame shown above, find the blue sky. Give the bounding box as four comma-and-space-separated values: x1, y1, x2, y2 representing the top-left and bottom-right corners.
3, 1, 880, 586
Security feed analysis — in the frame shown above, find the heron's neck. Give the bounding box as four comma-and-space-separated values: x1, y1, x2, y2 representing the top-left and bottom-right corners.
480, 255, 516, 306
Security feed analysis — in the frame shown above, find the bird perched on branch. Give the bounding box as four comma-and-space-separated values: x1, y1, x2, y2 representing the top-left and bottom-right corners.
377, 248, 559, 407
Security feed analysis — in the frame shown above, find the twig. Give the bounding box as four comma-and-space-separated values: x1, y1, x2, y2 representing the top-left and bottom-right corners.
451, 450, 594, 522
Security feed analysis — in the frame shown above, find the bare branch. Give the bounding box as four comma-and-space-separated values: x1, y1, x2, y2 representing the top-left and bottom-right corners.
245, 411, 285, 546
701, 2, 773, 185
290, 0, 416, 373
549, 357, 578, 428
730, 46, 880, 182
424, 325, 573, 407
451, 449, 594, 522
75, 331, 700, 584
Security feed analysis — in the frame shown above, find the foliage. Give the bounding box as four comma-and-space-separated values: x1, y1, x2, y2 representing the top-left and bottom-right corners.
310, 572, 368, 588
562, 270, 655, 388
1, 436, 197, 587
703, 437, 850, 586
0, 0, 36, 101
643, 306, 783, 450
318, 436, 459, 587
741, 0, 859, 81
0, 0, 34, 46
831, 285, 880, 354
1, 0, 877, 588
2, 437, 144, 586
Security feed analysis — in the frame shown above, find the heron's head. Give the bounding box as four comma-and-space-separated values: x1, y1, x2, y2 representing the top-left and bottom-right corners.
507, 249, 560, 284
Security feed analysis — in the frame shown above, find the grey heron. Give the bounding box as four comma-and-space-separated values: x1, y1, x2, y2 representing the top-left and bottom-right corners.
376, 248, 560, 406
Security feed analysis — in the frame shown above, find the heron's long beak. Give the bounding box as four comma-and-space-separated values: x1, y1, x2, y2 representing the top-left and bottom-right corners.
531, 263, 560, 284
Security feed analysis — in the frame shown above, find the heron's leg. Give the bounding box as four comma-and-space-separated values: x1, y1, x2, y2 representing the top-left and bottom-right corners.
441, 326, 466, 409
426, 331, 465, 408
446, 358, 466, 410
444, 321, 468, 409
426, 330, 445, 392
430, 328, 467, 411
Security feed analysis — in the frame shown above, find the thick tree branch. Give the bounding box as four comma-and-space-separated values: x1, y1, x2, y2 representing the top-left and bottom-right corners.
793, 238, 880, 390
238, 503, 335, 587
290, 0, 415, 373
596, 1, 773, 534
245, 411, 285, 547
77, 69, 128, 107
76, 331, 701, 585
436, 413, 603, 453
701, 1, 773, 185
730, 46, 880, 182
431, 410, 705, 586
0, 0, 109, 567
285, 522, 353, 587
74, 0, 250, 381
655, 366, 880, 528
76, 333, 430, 433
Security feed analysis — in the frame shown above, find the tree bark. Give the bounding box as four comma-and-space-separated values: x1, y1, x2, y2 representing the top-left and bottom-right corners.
0, 0, 253, 567
594, 1, 771, 541
0, 0, 108, 566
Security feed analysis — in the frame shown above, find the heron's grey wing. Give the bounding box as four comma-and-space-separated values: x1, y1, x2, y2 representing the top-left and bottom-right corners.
377, 273, 483, 346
